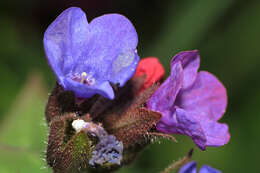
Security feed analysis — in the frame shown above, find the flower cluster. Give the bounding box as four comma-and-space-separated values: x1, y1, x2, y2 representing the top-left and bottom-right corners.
43, 7, 230, 173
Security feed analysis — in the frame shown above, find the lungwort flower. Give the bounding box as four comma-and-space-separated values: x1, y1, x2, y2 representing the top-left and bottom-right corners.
44, 8, 167, 173
179, 161, 221, 173
147, 50, 230, 150
43, 7, 230, 173
44, 7, 139, 99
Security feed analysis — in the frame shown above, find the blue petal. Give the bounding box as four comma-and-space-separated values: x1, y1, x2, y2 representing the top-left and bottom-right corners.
199, 165, 221, 173
110, 51, 139, 86
44, 7, 89, 82
87, 13, 139, 86
179, 161, 197, 173
63, 78, 114, 99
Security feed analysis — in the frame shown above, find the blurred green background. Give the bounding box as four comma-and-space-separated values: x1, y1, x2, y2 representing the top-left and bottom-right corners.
0, 0, 259, 172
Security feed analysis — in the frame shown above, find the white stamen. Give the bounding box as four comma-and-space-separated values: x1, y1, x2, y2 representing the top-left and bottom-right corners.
80, 72, 87, 83
72, 119, 87, 132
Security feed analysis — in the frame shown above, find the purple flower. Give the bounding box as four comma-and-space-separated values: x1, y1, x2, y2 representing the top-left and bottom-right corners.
179, 161, 221, 173
44, 7, 139, 99
147, 50, 230, 150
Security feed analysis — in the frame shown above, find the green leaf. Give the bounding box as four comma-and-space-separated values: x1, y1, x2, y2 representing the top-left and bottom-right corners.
0, 72, 51, 173
0, 147, 50, 173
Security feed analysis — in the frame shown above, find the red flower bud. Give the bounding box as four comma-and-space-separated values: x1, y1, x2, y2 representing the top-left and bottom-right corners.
134, 57, 165, 92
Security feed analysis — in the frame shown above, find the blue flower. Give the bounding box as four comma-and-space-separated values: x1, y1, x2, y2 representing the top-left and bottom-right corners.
44, 7, 139, 99
179, 161, 221, 173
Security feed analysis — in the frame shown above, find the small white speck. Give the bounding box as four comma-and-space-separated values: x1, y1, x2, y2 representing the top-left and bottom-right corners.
72, 119, 87, 132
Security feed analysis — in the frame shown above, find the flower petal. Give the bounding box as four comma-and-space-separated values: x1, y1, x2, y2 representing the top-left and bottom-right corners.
199, 165, 221, 173
63, 78, 114, 99
174, 108, 207, 150
147, 62, 183, 112
176, 71, 227, 121
110, 52, 139, 86
199, 119, 230, 148
171, 50, 200, 89
157, 107, 229, 150
44, 7, 90, 81
179, 161, 197, 173
88, 14, 139, 86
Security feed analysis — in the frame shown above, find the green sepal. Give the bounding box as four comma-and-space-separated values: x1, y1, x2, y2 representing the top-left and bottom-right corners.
46, 114, 95, 173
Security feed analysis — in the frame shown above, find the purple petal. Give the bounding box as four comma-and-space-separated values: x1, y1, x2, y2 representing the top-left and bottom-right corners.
174, 108, 207, 150
179, 161, 197, 173
44, 7, 139, 99
156, 107, 207, 149
147, 62, 183, 112
176, 71, 227, 121
155, 109, 178, 134
179, 109, 230, 149
157, 108, 229, 150
199, 120, 230, 148
199, 165, 221, 173
171, 50, 200, 89
175, 108, 229, 150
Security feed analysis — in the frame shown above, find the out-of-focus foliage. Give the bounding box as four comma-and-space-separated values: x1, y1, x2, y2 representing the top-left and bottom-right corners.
0, 74, 51, 172
0, 0, 259, 173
